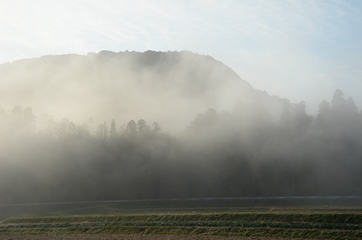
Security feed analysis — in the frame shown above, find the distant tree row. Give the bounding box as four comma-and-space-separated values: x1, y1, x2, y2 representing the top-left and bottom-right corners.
0, 89, 361, 204
96, 119, 162, 139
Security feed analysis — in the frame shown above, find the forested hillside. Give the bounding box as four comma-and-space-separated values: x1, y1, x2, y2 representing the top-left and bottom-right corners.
0, 50, 275, 133
0, 88, 361, 204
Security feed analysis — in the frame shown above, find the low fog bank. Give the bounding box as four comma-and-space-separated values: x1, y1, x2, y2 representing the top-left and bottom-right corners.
0, 50, 276, 134
0, 89, 361, 204
0, 51, 361, 204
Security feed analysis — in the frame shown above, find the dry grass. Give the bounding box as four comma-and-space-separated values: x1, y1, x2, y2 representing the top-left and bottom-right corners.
0, 234, 319, 240
1, 207, 362, 239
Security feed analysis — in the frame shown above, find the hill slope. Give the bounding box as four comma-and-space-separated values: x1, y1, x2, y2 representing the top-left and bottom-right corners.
0, 50, 285, 132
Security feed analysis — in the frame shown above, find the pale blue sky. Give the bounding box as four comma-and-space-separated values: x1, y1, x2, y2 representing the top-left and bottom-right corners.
1, 0, 361, 113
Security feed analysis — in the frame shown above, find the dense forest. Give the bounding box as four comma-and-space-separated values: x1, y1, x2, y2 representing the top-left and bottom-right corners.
0, 89, 361, 204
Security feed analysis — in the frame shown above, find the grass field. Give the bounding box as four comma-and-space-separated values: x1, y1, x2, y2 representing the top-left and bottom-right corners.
1, 207, 362, 239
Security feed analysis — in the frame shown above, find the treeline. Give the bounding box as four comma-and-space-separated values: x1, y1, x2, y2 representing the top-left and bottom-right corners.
0, 89, 361, 204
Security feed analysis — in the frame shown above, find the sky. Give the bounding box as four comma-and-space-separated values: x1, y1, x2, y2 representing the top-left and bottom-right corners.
0, 0, 361, 114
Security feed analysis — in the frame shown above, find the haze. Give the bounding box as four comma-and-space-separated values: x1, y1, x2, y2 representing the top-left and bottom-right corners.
0, 1, 362, 205
1, 0, 362, 113
1, 58, 362, 202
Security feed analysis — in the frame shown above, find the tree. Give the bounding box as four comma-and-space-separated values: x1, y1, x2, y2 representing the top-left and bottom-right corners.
137, 119, 149, 133
22, 107, 36, 127
291, 101, 312, 133
191, 108, 219, 129
126, 120, 137, 134
316, 100, 331, 129
346, 97, 358, 114
96, 121, 108, 139
278, 101, 292, 130
152, 122, 162, 132
10, 106, 22, 121
331, 89, 346, 111
75, 123, 90, 138
110, 119, 117, 138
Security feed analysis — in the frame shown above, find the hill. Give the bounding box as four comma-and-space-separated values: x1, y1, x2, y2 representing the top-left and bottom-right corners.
0, 50, 286, 132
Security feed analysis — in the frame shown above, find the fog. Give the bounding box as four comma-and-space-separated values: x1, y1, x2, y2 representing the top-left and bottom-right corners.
0, 51, 361, 204
0, 50, 261, 133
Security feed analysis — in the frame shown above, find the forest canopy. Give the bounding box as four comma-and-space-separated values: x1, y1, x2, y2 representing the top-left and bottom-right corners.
0, 89, 361, 204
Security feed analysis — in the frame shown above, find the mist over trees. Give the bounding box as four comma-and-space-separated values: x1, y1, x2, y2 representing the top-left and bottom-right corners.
0, 89, 361, 204
0, 50, 261, 133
